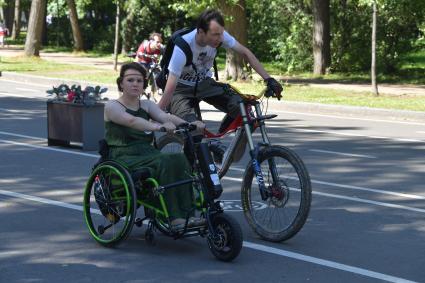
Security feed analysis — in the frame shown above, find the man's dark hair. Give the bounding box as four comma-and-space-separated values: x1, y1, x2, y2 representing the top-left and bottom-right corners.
149, 32, 162, 41
196, 9, 225, 32
116, 62, 148, 91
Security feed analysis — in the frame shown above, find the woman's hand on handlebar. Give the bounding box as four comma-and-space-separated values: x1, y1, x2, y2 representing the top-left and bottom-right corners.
159, 121, 176, 134
190, 120, 206, 131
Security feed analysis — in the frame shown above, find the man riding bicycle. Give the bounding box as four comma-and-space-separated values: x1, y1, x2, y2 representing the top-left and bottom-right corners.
136, 32, 164, 70
157, 9, 283, 160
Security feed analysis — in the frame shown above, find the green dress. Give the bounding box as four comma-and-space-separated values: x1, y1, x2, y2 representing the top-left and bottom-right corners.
105, 101, 193, 220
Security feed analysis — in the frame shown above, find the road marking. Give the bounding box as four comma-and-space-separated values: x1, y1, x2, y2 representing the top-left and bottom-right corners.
243, 242, 418, 283
15, 87, 40, 93
0, 91, 46, 99
223, 175, 425, 214
2, 134, 425, 213
227, 167, 425, 200
276, 127, 425, 143
309, 149, 376, 159
0, 139, 98, 158
0, 78, 53, 88
0, 189, 418, 283
272, 109, 425, 126
0, 131, 46, 140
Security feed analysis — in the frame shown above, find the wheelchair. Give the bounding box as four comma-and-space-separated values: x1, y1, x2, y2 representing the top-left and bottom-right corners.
83, 123, 243, 262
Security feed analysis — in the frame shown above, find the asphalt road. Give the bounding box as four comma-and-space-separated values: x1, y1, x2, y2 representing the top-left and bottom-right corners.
0, 78, 424, 283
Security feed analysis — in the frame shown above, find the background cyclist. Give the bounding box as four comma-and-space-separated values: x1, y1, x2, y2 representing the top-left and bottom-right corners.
136, 32, 164, 70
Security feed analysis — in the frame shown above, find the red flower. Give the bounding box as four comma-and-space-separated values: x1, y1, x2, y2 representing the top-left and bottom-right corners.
67, 91, 76, 102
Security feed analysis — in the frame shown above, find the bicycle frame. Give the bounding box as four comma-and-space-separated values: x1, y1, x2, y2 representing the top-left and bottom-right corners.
202, 97, 280, 200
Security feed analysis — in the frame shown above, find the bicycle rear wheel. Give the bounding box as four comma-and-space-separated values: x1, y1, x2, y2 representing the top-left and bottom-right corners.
83, 161, 137, 247
241, 145, 311, 242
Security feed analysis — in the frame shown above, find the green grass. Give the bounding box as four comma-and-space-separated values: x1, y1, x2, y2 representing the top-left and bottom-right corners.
1, 55, 424, 112
229, 81, 425, 112
0, 56, 119, 84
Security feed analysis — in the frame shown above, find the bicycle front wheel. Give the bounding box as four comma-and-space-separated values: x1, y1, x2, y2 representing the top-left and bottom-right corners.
241, 145, 311, 242
156, 134, 184, 153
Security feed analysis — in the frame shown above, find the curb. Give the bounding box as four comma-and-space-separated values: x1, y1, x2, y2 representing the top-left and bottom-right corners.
1, 71, 424, 123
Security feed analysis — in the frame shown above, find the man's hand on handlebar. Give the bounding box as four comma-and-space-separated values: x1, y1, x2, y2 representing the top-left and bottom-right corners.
264, 77, 283, 100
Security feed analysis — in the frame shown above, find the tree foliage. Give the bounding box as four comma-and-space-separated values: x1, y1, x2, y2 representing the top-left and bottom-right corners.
17, 0, 424, 75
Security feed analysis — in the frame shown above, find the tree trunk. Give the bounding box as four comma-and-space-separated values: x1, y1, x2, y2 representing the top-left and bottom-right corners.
313, 0, 331, 75
66, 0, 84, 51
24, 0, 46, 57
11, 0, 20, 40
218, 0, 249, 81
371, 0, 379, 96
2, 0, 15, 31
121, 5, 135, 55
113, 0, 120, 71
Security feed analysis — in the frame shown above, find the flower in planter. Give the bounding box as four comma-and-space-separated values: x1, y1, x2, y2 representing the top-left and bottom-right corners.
47, 84, 108, 106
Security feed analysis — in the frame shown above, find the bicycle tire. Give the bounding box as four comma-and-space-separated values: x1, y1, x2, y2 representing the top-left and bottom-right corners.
83, 161, 137, 247
156, 134, 184, 153
241, 145, 311, 242
207, 213, 243, 262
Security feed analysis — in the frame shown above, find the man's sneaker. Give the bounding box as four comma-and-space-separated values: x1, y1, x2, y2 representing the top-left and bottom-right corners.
209, 140, 227, 164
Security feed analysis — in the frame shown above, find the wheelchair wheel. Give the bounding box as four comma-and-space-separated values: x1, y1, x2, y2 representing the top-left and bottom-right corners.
207, 213, 243, 262
83, 161, 137, 247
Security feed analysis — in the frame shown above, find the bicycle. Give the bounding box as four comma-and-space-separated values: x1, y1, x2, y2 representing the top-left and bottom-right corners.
127, 52, 162, 101
83, 123, 243, 261
157, 84, 312, 242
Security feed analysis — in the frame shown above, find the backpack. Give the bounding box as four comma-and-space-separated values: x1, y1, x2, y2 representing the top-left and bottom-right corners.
155, 27, 219, 92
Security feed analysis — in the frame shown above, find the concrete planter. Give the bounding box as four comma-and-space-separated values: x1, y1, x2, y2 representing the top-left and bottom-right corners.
47, 101, 104, 151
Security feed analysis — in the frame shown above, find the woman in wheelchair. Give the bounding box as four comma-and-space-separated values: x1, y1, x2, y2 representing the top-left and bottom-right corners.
84, 62, 242, 261
105, 62, 205, 228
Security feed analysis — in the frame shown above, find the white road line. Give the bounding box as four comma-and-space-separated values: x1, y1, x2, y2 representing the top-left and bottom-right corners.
279, 127, 425, 143
222, 176, 425, 214
0, 91, 46, 99
227, 167, 425, 200
0, 139, 98, 158
243, 242, 418, 283
273, 109, 425, 126
15, 87, 40, 93
2, 132, 425, 212
0, 189, 418, 283
0, 131, 46, 141
309, 149, 376, 159
0, 78, 52, 88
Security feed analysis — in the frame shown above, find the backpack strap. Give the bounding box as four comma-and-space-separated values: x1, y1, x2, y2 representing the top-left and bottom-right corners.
173, 36, 193, 67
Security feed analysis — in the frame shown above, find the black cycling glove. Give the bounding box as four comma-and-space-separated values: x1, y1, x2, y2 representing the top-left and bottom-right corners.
264, 77, 283, 100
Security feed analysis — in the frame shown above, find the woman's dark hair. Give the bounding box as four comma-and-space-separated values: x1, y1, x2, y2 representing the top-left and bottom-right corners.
196, 9, 225, 33
116, 62, 148, 92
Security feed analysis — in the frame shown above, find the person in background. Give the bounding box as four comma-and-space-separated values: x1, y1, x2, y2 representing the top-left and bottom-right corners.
136, 32, 163, 70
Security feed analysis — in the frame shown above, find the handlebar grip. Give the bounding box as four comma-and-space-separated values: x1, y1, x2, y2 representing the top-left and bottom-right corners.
188, 124, 197, 131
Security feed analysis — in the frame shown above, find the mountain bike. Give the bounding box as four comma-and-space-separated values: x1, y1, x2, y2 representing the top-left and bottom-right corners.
157, 84, 312, 242
83, 124, 243, 261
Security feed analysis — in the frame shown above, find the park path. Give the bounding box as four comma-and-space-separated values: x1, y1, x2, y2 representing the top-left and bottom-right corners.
1, 46, 424, 96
